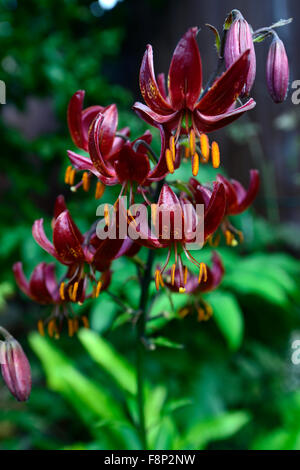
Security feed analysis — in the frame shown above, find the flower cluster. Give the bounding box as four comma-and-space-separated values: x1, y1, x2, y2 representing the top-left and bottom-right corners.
8, 10, 290, 401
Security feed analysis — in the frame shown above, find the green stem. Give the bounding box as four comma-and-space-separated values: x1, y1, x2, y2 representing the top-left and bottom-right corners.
136, 248, 155, 449
135, 179, 163, 449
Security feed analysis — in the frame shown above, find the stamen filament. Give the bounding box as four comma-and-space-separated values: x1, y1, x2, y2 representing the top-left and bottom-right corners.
81, 316, 89, 329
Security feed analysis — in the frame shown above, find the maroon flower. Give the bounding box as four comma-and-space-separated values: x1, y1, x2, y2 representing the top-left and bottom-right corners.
32, 196, 136, 302
189, 170, 260, 245
131, 183, 225, 291
133, 27, 255, 171
13, 260, 111, 337
0, 327, 31, 401
67, 93, 172, 201
224, 10, 256, 96
164, 252, 224, 322
164, 251, 224, 294
266, 34, 289, 103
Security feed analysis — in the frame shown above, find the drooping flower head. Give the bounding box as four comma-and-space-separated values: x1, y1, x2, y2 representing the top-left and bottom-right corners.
189, 170, 260, 245
67, 91, 174, 204
133, 27, 256, 175
164, 252, 224, 321
130, 183, 225, 291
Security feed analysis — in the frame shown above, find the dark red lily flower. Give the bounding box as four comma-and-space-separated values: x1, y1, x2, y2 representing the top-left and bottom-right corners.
13, 260, 111, 337
164, 252, 224, 322
133, 27, 255, 171
189, 170, 260, 245
32, 195, 136, 302
130, 183, 225, 291
67, 94, 173, 202
164, 251, 224, 295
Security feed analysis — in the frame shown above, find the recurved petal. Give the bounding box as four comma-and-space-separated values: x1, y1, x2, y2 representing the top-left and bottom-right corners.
12, 262, 30, 298
32, 219, 58, 260
139, 45, 173, 114
133, 102, 180, 131
67, 150, 100, 177
200, 252, 224, 292
193, 98, 256, 133
54, 195, 67, 220
99, 104, 119, 156
216, 174, 238, 213
204, 182, 226, 239
196, 50, 251, 115
230, 169, 260, 214
53, 210, 85, 264
88, 113, 116, 178
168, 27, 202, 110
29, 262, 54, 303
67, 90, 85, 149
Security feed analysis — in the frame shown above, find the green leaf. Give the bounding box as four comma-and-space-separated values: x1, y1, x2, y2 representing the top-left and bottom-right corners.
152, 336, 184, 350
29, 333, 125, 423
78, 328, 136, 395
206, 290, 244, 350
180, 411, 251, 449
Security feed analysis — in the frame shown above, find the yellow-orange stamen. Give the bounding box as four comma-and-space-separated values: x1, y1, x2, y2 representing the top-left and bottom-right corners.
37, 319, 45, 336
81, 315, 89, 329
198, 262, 208, 284
95, 181, 105, 199
184, 266, 188, 285
104, 204, 110, 226
165, 148, 174, 174
171, 263, 176, 286
225, 230, 234, 246
82, 172, 90, 192
48, 319, 55, 338
155, 269, 161, 291
69, 168, 76, 186
68, 318, 74, 337
169, 136, 176, 162
72, 282, 79, 302
59, 282, 65, 300
211, 141, 220, 168
68, 284, 74, 301
189, 129, 196, 156
64, 166, 72, 184
95, 281, 102, 298
200, 133, 210, 162
192, 152, 199, 176
179, 287, 186, 293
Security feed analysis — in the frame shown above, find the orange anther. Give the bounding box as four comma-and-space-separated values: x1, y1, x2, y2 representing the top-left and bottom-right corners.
211, 141, 220, 168
165, 149, 174, 174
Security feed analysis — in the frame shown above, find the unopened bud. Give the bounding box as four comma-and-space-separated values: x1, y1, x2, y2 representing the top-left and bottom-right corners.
266, 35, 289, 103
224, 10, 256, 96
0, 327, 31, 401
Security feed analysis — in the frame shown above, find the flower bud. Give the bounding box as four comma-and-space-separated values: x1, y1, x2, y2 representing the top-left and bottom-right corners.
266, 36, 289, 103
0, 328, 31, 401
224, 10, 256, 96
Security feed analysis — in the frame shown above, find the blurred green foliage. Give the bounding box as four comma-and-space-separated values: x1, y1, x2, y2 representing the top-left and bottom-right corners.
0, 0, 300, 451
